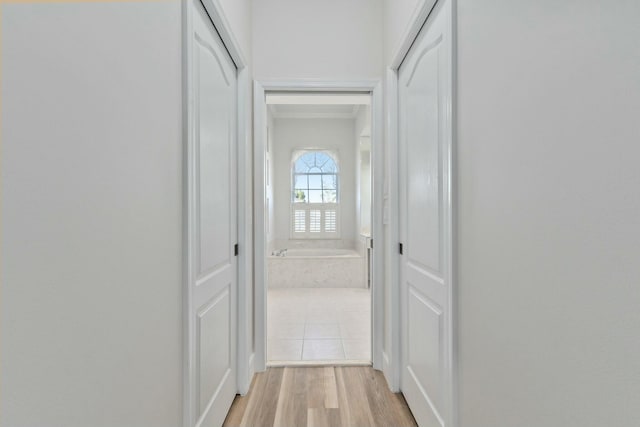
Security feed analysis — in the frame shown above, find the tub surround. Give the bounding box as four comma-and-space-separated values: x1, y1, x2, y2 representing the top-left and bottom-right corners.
280, 248, 358, 257
273, 238, 357, 250
268, 248, 365, 288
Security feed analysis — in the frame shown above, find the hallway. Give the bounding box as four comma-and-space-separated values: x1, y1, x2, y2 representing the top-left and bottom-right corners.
3, 1, 640, 426
223, 367, 416, 427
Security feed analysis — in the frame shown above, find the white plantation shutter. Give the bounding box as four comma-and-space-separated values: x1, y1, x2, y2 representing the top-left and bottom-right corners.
291, 204, 339, 238
324, 209, 337, 233
294, 209, 306, 233
309, 210, 321, 233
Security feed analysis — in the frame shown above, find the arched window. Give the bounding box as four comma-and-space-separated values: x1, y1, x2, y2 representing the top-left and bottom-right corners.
292, 151, 338, 203
291, 151, 339, 237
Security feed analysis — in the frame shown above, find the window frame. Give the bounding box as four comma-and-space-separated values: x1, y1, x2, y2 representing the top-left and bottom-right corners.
290, 150, 340, 239
291, 150, 339, 204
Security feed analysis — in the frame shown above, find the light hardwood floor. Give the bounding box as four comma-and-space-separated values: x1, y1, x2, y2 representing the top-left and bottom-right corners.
223, 367, 417, 427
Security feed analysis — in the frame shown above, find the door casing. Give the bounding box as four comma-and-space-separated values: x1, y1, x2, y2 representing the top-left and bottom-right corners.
252, 81, 384, 372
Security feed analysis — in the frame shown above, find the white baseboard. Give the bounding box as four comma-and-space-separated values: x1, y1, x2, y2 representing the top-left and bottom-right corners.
249, 352, 255, 376
382, 351, 400, 392
239, 353, 255, 396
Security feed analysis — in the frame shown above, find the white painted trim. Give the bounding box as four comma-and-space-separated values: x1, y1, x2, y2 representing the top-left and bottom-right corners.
181, 3, 194, 426
253, 81, 268, 372
370, 81, 384, 371
253, 80, 384, 373
384, 67, 401, 393
387, 0, 458, 424
249, 352, 255, 373
258, 80, 382, 92
236, 65, 253, 397
266, 93, 371, 105
271, 111, 359, 120
182, 0, 253, 423
198, 0, 248, 68
382, 351, 391, 381
389, 0, 438, 69
450, 2, 459, 425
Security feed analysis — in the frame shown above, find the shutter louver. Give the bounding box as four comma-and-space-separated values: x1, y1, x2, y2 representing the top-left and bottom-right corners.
294, 210, 306, 232
325, 209, 337, 233
309, 210, 321, 233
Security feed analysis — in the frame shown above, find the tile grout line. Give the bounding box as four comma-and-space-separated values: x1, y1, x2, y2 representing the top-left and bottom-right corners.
340, 338, 347, 360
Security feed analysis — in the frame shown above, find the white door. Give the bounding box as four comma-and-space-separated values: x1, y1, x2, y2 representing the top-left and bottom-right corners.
399, 1, 453, 426
187, 0, 237, 426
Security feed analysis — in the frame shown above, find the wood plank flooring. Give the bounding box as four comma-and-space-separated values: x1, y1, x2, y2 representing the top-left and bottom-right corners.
223, 367, 417, 427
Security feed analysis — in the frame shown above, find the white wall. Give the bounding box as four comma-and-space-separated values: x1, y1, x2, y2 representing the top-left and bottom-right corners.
358, 149, 371, 234
272, 118, 357, 247
1, 3, 183, 426
456, 1, 640, 426
355, 106, 372, 236
252, 0, 383, 80
266, 111, 276, 251
383, 0, 640, 424
355, 105, 371, 139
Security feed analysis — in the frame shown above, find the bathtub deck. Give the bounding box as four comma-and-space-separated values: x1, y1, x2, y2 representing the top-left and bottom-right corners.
267, 288, 371, 364
268, 254, 366, 288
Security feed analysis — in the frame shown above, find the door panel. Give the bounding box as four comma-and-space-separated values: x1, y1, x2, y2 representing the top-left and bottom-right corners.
197, 289, 231, 414
399, 1, 452, 426
408, 286, 443, 411
406, 52, 441, 273
196, 32, 232, 275
189, 1, 237, 426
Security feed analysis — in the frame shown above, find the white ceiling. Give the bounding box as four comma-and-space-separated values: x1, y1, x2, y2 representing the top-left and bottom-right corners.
266, 93, 370, 119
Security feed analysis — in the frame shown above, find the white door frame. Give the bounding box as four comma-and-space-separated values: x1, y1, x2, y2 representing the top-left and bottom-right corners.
386, 0, 458, 424
182, 0, 253, 425
253, 80, 384, 372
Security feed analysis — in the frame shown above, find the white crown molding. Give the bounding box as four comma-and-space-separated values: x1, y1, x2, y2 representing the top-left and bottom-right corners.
265, 93, 371, 105
272, 111, 357, 119
269, 103, 361, 120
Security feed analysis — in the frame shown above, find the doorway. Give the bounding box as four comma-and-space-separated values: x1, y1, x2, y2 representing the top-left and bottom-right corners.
264, 93, 372, 364
253, 82, 384, 372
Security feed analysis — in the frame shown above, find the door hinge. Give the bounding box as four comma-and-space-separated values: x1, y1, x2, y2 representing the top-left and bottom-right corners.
370, 239, 373, 249
234, 243, 239, 256
399, 243, 404, 255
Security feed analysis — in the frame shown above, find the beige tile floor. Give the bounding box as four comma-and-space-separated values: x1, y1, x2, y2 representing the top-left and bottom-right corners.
267, 288, 371, 365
